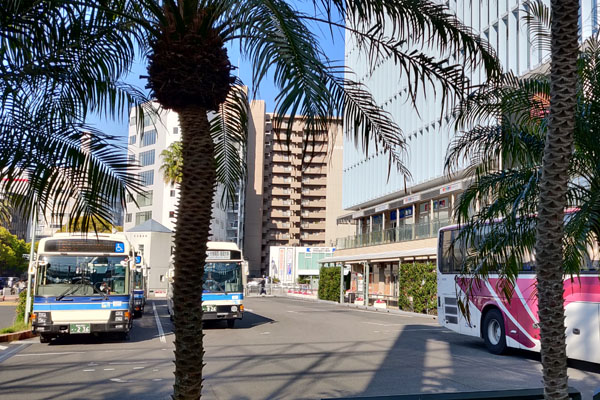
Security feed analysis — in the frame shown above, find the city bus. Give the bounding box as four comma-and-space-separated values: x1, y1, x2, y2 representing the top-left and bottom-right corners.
167, 241, 244, 328
437, 224, 600, 363
132, 264, 147, 317
32, 233, 135, 343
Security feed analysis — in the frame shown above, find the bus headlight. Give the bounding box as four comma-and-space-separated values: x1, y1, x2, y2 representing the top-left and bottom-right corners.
231, 306, 238, 312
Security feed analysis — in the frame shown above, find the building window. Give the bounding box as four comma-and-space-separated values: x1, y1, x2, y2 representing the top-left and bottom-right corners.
126, 213, 132, 223
143, 114, 156, 127
135, 211, 152, 225
173, 127, 179, 135
137, 190, 153, 206
129, 135, 136, 145
141, 129, 157, 147
170, 190, 176, 197
433, 197, 449, 220
140, 170, 154, 186
128, 154, 135, 163
139, 149, 156, 167
418, 202, 430, 224
138, 244, 145, 256
169, 211, 175, 218
126, 193, 134, 203
129, 116, 136, 126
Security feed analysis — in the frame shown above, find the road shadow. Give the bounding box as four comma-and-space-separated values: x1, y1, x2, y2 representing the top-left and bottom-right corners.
203, 311, 275, 330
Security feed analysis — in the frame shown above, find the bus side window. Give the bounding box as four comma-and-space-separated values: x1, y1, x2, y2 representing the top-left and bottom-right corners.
451, 229, 465, 273
440, 230, 454, 274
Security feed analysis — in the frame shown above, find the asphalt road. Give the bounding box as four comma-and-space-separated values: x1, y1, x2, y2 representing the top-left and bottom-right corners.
0, 297, 599, 400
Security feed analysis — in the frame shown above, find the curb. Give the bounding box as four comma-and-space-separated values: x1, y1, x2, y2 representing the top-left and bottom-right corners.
275, 295, 438, 320
0, 329, 37, 343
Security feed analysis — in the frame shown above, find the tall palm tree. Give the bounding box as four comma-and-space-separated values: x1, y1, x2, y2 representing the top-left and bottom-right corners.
161, 141, 183, 185
446, 2, 584, 397
124, 0, 501, 397
0, 0, 146, 230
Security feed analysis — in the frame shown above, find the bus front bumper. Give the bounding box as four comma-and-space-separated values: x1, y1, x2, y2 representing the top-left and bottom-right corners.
33, 322, 130, 334
203, 311, 243, 320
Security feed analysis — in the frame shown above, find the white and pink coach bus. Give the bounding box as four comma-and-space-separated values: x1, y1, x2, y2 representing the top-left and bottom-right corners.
437, 224, 600, 363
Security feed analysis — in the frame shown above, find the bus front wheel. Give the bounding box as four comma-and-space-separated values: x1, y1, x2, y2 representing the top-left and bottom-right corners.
483, 309, 507, 355
39, 334, 51, 344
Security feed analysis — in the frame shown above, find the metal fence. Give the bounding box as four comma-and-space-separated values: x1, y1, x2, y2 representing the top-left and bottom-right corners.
336, 219, 452, 250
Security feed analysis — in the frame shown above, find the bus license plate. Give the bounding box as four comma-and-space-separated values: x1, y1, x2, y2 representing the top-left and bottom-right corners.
70, 323, 90, 334
202, 305, 216, 312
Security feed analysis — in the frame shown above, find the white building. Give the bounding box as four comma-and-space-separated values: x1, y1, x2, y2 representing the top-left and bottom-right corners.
126, 219, 173, 296
328, 0, 599, 306
124, 104, 229, 241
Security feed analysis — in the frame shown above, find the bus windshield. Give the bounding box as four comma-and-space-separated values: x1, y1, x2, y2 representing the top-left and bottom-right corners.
133, 271, 144, 290
203, 262, 242, 293
36, 255, 129, 296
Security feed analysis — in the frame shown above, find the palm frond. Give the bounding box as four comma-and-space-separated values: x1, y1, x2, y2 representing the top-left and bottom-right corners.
210, 84, 249, 207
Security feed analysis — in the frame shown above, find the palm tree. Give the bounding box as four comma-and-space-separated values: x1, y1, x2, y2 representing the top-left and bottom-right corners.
0, 0, 146, 230
161, 141, 183, 185
446, 2, 585, 397
128, 0, 501, 398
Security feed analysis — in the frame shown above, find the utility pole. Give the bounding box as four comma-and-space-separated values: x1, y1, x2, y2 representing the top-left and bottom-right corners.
24, 197, 37, 326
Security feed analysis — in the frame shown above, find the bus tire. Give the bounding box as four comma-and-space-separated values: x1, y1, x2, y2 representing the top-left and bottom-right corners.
39, 334, 51, 344
483, 309, 507, 355
227, 319, 235, 329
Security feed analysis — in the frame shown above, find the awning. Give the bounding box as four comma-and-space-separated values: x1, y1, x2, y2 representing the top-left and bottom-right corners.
318, 247, 437, 264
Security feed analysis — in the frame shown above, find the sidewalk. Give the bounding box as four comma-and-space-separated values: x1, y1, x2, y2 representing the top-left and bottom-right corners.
0, 295, 19, 305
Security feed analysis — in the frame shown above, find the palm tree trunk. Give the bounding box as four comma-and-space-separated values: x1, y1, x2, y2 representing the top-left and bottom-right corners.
535, 0, 579, 398
172, 106, 215, 399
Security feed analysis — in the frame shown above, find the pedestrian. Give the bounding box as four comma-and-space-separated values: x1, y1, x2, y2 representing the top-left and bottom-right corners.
259, 276, 266, 295
17, 280, 25, 294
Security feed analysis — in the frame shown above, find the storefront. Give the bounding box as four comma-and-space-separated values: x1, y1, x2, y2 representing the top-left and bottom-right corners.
319, 247, 437, 308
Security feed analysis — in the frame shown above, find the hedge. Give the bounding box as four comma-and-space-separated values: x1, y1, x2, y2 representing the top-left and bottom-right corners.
398, 262, 437, 315
318, 266, 340, 302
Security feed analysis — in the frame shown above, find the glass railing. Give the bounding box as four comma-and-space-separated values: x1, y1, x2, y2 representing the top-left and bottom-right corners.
335, 218, 452, 250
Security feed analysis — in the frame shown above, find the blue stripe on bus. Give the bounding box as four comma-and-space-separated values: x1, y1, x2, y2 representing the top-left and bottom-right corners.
202, 293, 243, 301
34, 295, 130, 303
33, 303, 130, 311
33, 295, 130, 311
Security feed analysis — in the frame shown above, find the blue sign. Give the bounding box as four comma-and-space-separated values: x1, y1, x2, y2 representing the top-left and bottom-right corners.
135, 255, 142, 264
114, 242, 125, 253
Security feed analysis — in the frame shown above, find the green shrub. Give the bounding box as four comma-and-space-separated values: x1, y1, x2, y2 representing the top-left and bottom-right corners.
318, 266, 340, 302
398, 262, 437, 315
15, 290, 29, 323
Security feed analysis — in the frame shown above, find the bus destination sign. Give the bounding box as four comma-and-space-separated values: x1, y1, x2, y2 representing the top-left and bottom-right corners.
45, 239, 125, 254
206, 250, 241, 260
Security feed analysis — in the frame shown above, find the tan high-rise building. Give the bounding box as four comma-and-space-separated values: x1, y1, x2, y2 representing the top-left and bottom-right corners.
244, 102, 353, 276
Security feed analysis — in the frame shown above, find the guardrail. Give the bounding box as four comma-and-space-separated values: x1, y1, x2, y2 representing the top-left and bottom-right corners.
322, 387, 583, 400
245, 284, 317, 298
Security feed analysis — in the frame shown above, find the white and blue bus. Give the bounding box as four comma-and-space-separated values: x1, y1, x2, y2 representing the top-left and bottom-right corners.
32, 233, 135, 343
167, 242, 244, 328
132, 255, 147, 317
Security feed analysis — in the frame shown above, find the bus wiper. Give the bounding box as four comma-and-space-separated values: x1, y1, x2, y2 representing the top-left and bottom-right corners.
91, 284, 109, 300
56, 285, 78, 301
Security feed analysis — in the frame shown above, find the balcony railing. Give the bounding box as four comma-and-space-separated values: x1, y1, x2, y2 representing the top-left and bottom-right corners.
335, 218, 452, 250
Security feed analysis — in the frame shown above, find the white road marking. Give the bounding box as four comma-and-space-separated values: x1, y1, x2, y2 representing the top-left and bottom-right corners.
152, 369, 159, 372
0, 345, 8, 350
133, 366, 145, 370
110, 378, 128, 383
152, 378, 163, 382
260, 332, 270, 335
83, 369, 95, 372
153, 302, 166, 343
103, 368, 115, 371
109, 361, 147, 365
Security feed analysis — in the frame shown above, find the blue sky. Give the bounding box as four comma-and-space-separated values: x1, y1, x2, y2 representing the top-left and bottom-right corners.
86, 3, 345, 141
